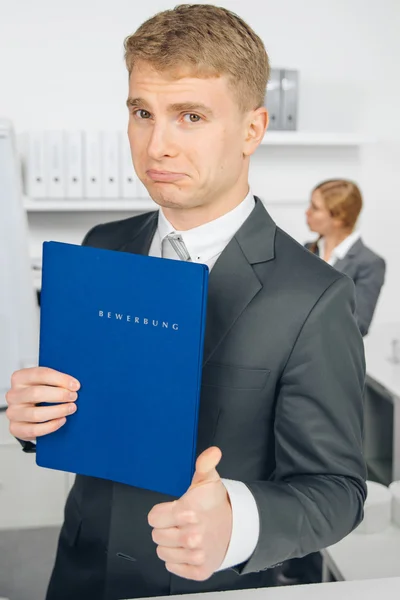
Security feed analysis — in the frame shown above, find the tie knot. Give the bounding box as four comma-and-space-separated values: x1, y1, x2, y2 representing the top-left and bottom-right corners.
162, 234, 191, 261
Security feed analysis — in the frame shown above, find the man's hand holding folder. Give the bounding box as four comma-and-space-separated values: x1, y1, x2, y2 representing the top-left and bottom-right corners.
6, 366, 80, 442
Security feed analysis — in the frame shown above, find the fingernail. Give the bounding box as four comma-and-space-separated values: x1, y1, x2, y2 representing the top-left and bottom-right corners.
68, 392, 78, 401
68, 403, 77, 414
59, 417, 67, 426
69, 380, 80, 391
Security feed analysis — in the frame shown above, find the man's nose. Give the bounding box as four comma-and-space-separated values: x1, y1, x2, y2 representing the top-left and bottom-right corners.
147, 123, 177, 160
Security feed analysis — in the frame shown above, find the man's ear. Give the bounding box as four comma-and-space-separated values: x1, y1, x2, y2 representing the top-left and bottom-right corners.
243, 107, 269, 156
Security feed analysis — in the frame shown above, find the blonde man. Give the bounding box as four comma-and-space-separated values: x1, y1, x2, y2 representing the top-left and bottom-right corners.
6, 5, 366, 599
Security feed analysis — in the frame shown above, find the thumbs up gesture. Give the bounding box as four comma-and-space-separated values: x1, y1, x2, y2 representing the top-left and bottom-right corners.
148, 447, 233, 581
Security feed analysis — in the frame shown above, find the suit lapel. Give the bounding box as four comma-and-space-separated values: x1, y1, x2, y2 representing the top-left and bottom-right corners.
203, 239, 261, 364
118, 211, 158, 256
202, 198, 276, 364
332, 238, 363, 272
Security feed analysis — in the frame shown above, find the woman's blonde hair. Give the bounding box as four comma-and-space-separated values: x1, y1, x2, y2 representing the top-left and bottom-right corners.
124, 4, 270, 113
315, 179, 363, 229
309, 180, 363, 253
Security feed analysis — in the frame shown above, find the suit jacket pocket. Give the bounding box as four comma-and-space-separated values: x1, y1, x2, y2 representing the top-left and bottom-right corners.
202, 362, 270, 391
197, 363, 272, 456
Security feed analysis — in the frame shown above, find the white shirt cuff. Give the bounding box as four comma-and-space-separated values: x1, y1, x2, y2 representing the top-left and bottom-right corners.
217, 478, 260, 571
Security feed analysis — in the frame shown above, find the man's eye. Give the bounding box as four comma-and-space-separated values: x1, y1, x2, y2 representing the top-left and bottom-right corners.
134, 109, 151, 119
183, 114, 201, 123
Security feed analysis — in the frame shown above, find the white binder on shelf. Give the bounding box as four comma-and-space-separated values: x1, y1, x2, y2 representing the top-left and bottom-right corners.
265, 68, 281, 131
84, 131, 101, 198
26, 131, 47, 198
280, 69, 299, 130
120, 132, 138, 198
101, 131, 120, 198
45, 130, 65, 198
65, 131, 83, 198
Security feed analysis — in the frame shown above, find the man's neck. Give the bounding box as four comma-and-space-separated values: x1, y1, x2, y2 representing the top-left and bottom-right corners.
162, 186, 251, 231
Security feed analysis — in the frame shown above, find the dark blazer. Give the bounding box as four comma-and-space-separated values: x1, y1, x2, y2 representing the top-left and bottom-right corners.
45, 199, 367, 600
305, 238, 386, 336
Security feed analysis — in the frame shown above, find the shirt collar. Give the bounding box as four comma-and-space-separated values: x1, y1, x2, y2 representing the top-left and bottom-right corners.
319, 230, 361, 261
157, 189, 255, 263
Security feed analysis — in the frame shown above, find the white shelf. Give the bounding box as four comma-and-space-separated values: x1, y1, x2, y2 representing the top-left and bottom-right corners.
23, 197, 157, 212
22, 132, 369, 212
23, 196, 310, 212
261, 132, 369, 146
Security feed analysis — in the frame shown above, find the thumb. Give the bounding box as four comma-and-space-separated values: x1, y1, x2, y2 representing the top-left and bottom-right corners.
190, 446, 222, 488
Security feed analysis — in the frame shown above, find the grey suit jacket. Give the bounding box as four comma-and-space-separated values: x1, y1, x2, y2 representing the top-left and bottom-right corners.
46, 199, 367, 600
305, 238, 386, 336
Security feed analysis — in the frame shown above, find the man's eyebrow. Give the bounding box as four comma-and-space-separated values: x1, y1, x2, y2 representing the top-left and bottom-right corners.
126, 97, 214, 118
126, 97, 150, 109
167, 102, 214, 118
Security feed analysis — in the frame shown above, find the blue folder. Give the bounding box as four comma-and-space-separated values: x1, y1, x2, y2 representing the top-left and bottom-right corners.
36, 241, 208, 497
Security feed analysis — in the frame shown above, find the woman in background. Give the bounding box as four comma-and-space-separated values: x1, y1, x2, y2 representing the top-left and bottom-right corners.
305, 179, 386, 337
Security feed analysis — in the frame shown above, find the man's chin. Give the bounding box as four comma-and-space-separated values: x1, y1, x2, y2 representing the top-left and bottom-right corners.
150, 190, 196, 210
155, 199, 185, 209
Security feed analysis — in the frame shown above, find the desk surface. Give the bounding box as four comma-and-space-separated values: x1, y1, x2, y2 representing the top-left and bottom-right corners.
323, 523, 400, 581
128, 578, 400, 600
364, 323, 400, 400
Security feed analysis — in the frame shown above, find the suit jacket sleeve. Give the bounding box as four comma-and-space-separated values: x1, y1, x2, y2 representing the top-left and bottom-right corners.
239, 275, 367, 574
353, 256, 386, 336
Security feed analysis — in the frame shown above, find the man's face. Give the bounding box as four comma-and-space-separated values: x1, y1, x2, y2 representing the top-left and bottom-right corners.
127, 61, 251, 211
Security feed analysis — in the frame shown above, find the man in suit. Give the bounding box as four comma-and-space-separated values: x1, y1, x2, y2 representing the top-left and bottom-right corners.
5, 5, 367, 600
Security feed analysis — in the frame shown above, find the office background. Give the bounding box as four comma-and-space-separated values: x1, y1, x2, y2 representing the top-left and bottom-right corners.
1, 1, 400, 599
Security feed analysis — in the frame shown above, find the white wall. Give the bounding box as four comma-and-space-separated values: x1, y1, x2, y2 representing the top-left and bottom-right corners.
1, 0, 399, 327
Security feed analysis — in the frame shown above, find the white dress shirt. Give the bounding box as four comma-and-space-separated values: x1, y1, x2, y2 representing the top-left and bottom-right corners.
148, 190, 260, 571
318, 231, 361, 266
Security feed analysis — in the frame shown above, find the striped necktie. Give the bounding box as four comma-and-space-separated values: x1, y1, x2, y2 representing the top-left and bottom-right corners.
161, 233, 191, 261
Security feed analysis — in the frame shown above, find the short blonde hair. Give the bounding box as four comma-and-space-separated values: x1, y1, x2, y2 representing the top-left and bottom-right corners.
314, 179, 363, 230
124, 4, 270, 112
